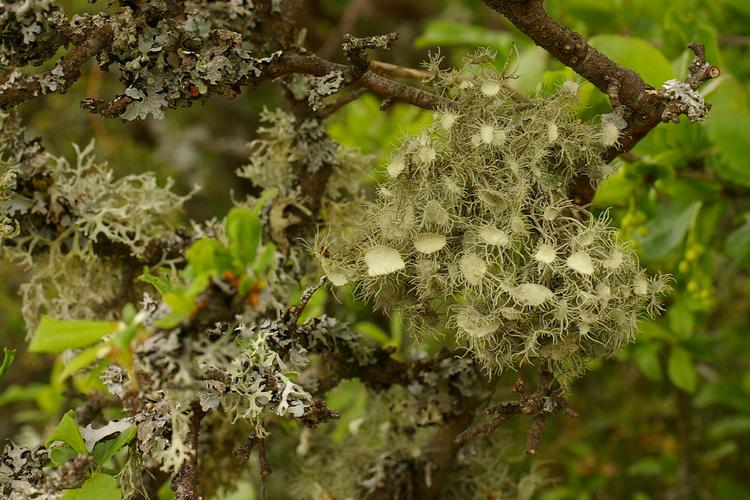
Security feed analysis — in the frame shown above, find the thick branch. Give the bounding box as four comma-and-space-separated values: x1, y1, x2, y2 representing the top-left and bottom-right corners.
262, 50, 446, 110
481, 0, 719, 203
482, 0, 660, 155
79, 49, 445, 118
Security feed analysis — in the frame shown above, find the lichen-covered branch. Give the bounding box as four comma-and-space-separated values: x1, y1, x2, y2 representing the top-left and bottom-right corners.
481, 0, 719, 167
0, 2, 445, 118
171, 404, 206, 500
0, 18, 113, 108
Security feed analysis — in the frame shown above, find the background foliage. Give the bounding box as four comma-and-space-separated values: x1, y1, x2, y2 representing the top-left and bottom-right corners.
1, 0, 749, 498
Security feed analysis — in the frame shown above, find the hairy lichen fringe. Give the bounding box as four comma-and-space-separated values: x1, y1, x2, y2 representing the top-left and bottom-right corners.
317, 55, 671, 383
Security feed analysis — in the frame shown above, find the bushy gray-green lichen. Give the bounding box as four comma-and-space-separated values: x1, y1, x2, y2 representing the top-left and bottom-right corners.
0, 111, 193, 331
99, 294, 369, 494
317, 61, 670, 381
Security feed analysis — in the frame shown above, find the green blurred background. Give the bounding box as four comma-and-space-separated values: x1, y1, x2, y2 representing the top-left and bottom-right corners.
2, 0, 750, 498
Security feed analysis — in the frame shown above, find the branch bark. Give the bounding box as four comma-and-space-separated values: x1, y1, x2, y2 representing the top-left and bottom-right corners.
0, 21, 113, 109
482, 0, 661, 157
481, 0, 719, 203
171, 403, 206, 500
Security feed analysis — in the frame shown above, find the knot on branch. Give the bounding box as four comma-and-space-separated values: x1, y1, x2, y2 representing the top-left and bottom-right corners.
659, 44, 719, 124
686, 42, 721, 89
660, 79, 710, 123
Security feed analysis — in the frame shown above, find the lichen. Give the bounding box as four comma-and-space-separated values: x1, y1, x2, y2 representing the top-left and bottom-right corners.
318, 58, 671, 382
1, 123, 194, 331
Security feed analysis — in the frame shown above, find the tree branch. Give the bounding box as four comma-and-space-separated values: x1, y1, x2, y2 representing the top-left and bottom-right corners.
481, 0, 719, 202
0, 21, 113, 109
171, 403, 206, 500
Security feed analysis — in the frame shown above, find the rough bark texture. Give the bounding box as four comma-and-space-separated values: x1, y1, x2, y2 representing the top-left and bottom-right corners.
171, 404, 206, 500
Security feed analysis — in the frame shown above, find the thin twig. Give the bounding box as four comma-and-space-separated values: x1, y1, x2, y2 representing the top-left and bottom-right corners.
316, 87, 369, 117
257, 438, 272, 500
171, 403, 207, 500
369, 60, 433, 80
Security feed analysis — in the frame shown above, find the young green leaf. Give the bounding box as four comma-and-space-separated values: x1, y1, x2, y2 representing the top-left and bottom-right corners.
46, 410, 88, 455
668, 346, 699, 394
589, 35, 673, 87
186, 238, 231, 277
156, 292, 198, 328
251, 243, 277, 278
68, 472, 122, 500
29, 318, 119, 354
121, 303, 136, 324
636, 202, 701, 260
139, 269, 176, 298
415, 21, 512, 53
0, 347, 15, 382
58, 344, 110, 383
92, 425, 137, 465
252, 187, 280, 215
49, 446, 78, 467
226, 207, 262, 267
632, 341, 663, 382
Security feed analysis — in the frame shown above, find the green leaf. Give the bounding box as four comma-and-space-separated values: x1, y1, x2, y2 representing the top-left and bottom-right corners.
121, 303, 136, 324
76, 472, 122, 500
156, 292, 197, 327
705, 110, 750, 187
92, 425, 137, 465
704, 76, 750, 187
667, 295, 694, 340
139, 269, 176, 298
29, 318, 119, 354
252, 187, 279, 216
0, 347, 15, 382
719, 0, 750, 16
695, 382, 750, 413
667, 346, 698, 393
354, 321, 390, 345
636, 202, 700, 260
415, 21, 513, 52
154, 311, 187, 329
589, 35, 673, 87
49, 446, 78, 467
58, 344, 109, 383
506, 46, 548, 93
163, 293, 196, 316
658, 177, 721, 203
0, 383, 44, 406
627, 457, 667, 477
717, 475, 750, 500
708, 416, 750, 440
226, 208, 262, 267
184, 273, 211, 299
725, 216, 750, 268
592, 167, 640, 207
251, 243, 277, 278
632, 342, 662, 382
112, 322, 142, 351
46, 410, 88, 455
185, 238, 231, 277
157, 480, 176, 500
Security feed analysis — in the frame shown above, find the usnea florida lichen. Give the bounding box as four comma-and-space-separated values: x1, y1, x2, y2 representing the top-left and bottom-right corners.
317, 56, 670, 382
